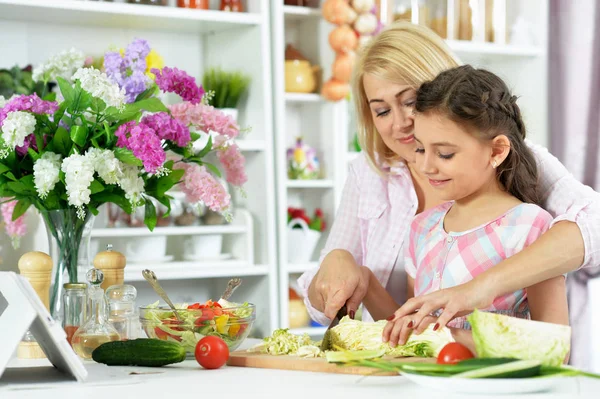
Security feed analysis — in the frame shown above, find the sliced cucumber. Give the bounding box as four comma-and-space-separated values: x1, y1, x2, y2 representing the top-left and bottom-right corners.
326, 348, 386, 363
458, 358, 518, 367
452, 359, 542, 379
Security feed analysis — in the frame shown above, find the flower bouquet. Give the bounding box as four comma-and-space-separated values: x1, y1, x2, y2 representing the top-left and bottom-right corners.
0, 39, 248, 319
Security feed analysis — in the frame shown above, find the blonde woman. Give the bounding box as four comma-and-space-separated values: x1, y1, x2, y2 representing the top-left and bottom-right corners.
298, 21, 600, 338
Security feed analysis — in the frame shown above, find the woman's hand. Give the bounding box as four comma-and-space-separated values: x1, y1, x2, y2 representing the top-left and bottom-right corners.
383, 314, 438, 347
393, 278, 497, 332
307, 250, 370, 320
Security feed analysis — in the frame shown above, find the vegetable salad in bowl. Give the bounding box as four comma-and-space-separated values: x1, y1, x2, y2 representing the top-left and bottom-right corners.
140, 299, 255, 354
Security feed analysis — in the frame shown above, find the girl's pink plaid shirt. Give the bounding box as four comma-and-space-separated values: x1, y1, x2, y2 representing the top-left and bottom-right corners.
405, 201, 553, 329
298, 141, 600, 326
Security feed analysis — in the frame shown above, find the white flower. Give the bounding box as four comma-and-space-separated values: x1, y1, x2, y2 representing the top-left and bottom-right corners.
33, 152, 62, 199
86, 148, 122, 184
61, 153, 95, 210
119, 164, 145, 206
32, 48, 86, 83
1, 111, 36, 150
72, 68, 125, 108
0, 95, 7, 108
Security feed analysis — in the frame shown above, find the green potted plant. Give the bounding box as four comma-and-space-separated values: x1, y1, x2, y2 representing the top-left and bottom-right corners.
202, 67, 251, 121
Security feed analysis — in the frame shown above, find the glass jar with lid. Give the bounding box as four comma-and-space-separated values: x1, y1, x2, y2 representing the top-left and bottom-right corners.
106, 284, 139, 340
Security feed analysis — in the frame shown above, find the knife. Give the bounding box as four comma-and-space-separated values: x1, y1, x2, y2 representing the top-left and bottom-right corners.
319, 304, 348, 352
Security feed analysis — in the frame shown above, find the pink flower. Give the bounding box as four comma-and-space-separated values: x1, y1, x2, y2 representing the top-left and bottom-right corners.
173, 162, 230, 212
0, 94, 58, 126
217, 144, 247, 187
115, 121, 166, 174
151, 67, 204, 105
141, 112, 191, 147
168, 102, 239, 139
1, 199, 27, 249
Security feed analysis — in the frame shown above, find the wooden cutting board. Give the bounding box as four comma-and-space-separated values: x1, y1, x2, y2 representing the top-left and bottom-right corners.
227, 350, 435, 376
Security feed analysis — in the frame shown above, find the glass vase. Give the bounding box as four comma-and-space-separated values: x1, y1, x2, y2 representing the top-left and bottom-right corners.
41, 209, 95, 324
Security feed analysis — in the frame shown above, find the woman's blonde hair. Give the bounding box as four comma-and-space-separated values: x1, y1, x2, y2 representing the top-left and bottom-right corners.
352, 21, 461, 170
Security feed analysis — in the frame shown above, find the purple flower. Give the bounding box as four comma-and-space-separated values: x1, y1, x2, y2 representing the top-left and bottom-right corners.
103, 39, 151, 103
151, 67, 204, 105
141, 112, 191, 147
0, 94, 58, 126
115, 121, 166, 174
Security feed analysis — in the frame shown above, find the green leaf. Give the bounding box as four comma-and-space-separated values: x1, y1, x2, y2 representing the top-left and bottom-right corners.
91, 191, 133, 214
146, 175, 175, 198
68, 85, 93, 114
91, 97, 107, 113
70, 125, 88, 147
7, 181, 30, 195
134, 84, 159, 102
203, 162, 222, 178
114, 147, 142, 166
190, 132, 202, 142
169, 168, 185, 183
12, 198, 31, 221
196, 135, 213, 158
87, 203, 99, 216
144, 199, 157, 231
154, 195, 172, 218
90, 179, 105, 194
134, 97, 168, 113
0, 163, 9, 174
105, 104, 141, 122
4, 172, 17, 182
57, 77, 74, 104
42, 190, 61, 210
53, 126, 72, 156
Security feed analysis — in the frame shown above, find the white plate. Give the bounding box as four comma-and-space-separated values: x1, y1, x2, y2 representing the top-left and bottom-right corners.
400, 372, 564, 394
127, 255, 174, 264
182, 253, 233, 262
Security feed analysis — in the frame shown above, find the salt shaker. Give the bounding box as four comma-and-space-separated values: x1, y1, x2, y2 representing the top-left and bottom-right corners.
93, 244, 126, 291
17, 251, 53, 359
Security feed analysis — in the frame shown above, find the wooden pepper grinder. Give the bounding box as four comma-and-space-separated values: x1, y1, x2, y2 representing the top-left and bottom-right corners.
93, 244, 126, 290
17, 251, 53, 359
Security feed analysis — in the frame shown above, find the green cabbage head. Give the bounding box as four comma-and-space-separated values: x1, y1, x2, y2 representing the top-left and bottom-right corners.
468, 309, 571, 366
329, 316, 454, 357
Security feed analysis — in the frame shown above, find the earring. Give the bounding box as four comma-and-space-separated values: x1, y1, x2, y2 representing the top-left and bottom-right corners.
492, 160, 498, 169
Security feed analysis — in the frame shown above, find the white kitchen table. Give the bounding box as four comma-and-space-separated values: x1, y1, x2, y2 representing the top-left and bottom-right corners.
1, 340, 599, 399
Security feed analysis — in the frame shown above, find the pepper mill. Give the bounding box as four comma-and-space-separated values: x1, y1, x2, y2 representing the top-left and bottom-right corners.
17, 251, 53, 359
93, 244, 126, 290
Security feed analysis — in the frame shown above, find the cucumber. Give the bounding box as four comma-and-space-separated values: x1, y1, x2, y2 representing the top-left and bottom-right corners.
458, 358, 518, 367
92, 338, 187, 367
452, 360, 542, 379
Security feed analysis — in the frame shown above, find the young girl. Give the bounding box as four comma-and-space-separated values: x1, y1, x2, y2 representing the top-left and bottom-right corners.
376, 65, 569, 349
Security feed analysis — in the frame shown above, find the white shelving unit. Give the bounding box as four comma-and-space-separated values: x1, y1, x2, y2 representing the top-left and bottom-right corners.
0, 0, 279, 339
272, 3, 350, 338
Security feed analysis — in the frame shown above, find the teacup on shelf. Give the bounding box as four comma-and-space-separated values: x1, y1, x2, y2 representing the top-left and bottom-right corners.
182, 234, 223, 261
125, 236, 168, 263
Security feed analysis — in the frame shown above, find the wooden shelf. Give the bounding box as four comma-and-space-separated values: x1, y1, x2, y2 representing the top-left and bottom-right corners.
446, 40, 543, 57
124, 262, 268, 281
286, 179, 334, 189
0, 0, 262, 34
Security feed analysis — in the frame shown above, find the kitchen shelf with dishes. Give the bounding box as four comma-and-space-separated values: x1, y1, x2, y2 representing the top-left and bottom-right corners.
0, 0, 279, 336
0, 0, 262, 34
284, 93, 322, 103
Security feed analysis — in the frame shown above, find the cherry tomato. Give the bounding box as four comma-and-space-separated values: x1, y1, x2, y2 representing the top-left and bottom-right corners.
437, 342, 475, 364
195, 336, 229, 369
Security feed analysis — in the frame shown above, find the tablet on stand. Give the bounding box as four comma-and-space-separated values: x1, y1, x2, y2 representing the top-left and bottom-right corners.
0, 271, 87, 382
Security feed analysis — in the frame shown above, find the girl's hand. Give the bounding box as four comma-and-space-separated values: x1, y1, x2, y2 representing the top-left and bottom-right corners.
307, 250, 370, 320
383, 314, 438, 347
392, 279, 496, 332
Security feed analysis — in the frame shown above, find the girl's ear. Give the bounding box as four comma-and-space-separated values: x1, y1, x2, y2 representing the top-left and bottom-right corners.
490, 135, 511, 168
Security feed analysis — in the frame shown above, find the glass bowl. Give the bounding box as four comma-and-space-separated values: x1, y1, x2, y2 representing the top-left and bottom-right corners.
139, 303, 256, 354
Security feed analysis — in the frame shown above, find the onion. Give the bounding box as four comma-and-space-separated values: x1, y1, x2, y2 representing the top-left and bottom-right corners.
332, 52, 355, 82
322, 0, 351, 25
329, 24, 358, 53
321, 79, 350, 102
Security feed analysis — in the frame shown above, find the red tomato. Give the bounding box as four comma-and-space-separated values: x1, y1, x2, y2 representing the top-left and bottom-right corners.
194, 308, 215, 325
188, 303, 201, 310
437, 342, 475, 364
195, 336, 229, 369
